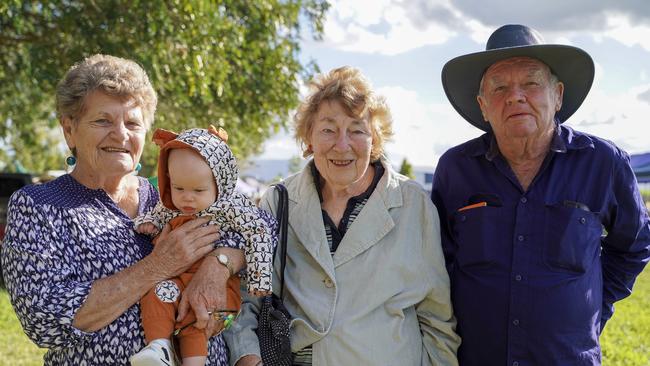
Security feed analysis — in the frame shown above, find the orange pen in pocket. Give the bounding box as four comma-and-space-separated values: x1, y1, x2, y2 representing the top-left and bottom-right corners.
458, 201, 487, 212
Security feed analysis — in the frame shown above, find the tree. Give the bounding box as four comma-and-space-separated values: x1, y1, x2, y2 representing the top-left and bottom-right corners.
0, 0, 328, 176
287, 154, 303, 174
399, 157, 415, 179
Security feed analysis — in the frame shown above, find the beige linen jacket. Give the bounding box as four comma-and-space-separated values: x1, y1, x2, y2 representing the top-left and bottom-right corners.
224, 161, 460, 365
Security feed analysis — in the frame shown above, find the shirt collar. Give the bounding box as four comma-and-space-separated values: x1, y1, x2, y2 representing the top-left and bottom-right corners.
464, 123, 594, 161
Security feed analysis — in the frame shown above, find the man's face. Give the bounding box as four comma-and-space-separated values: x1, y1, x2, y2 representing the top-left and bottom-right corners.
477, 57, 564, 140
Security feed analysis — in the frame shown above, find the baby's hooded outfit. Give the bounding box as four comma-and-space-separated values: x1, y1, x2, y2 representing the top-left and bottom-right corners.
134, 127, 277, 358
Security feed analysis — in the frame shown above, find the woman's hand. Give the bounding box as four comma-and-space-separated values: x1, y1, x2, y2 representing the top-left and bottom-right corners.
177, 247, 245, 334
72, 216, 218, 332
145, 217, 220, 280
236, 355, 263, 366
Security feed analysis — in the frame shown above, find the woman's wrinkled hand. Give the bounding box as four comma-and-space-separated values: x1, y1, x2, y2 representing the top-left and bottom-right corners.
176, 254, 230, 332
145, 217, 219, 280
177, 247, 245, 335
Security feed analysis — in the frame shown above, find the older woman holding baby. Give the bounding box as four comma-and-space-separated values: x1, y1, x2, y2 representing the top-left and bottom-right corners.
226, 66, 460, 366
0, 54, 243, 365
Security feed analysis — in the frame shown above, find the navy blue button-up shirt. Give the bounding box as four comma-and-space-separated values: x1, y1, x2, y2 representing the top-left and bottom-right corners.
432, 125, 650, 366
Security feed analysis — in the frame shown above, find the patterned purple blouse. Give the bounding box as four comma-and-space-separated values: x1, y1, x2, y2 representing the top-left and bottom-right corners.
1, 174, 229, 365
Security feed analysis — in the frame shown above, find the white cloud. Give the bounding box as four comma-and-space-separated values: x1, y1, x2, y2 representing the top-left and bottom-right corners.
258, 2, 650, 168
378, 85, 481, 167
319, 0, 650, 55
603, 13, 650, 52
567, 80, 650, 154
321, 0, 457, 55
564, 49, 650, 154
256, 129, 301, 160
332, 0, 392, 26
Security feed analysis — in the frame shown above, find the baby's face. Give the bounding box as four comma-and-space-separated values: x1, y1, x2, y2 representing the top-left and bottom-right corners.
168, 149, 218, 214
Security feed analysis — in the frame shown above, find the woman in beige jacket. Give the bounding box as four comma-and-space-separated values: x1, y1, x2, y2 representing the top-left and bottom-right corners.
225, 66, 460, 366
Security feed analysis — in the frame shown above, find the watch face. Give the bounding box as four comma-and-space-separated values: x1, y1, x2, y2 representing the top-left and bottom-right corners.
216, 253, 234, 276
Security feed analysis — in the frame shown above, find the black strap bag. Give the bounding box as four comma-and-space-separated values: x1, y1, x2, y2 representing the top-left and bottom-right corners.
256, 183, 293, 365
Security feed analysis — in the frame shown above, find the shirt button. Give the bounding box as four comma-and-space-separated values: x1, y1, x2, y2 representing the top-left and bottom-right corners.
460, 215, 467, 222
513, 319, 520, 326
579, 217, 586, 224
515, 274, 522, 281
513, 362, 519, 366
520, 197, 527, 204
517, 235, 524, 242
323, 278, 334, 288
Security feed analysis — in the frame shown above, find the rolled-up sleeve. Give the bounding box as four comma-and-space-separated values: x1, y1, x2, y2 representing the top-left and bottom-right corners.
1, 191, 95, 348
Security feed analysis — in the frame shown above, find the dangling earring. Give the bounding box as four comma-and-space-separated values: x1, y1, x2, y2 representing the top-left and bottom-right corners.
66, 155, 77, 166
135, 163, 142, 172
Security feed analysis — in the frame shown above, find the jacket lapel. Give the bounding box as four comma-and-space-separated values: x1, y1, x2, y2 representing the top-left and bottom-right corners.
332, 163, 402, 268
288, 165, 335, 276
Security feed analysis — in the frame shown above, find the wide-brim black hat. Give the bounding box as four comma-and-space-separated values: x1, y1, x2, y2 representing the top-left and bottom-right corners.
441, 24, 595, 132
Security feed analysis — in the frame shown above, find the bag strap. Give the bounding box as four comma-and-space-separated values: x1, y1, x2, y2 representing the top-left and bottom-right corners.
272, 183, 289, 299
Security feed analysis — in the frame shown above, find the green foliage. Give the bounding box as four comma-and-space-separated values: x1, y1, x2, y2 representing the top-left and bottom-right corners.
0, 0, 329, 175
639, 188, 650, 204
601, 267, 650, 365
398, 157, 414, 179
288, 155, 303, 174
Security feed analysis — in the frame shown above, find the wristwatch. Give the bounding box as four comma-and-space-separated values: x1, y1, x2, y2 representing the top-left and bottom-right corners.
213, 252, 235, 277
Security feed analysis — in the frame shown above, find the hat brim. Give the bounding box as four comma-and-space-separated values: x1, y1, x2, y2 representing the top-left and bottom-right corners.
441, 44, 594, 132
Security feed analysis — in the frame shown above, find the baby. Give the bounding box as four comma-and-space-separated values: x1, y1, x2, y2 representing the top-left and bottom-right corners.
130, 126, 276, 366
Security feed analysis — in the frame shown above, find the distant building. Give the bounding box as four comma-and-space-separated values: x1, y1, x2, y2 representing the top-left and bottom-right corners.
411, 167, 435, 195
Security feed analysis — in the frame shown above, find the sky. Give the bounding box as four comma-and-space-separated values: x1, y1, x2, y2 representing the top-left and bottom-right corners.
257, 0, 650, 170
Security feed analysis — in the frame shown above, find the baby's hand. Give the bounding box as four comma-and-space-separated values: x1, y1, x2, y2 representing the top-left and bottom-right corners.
135, 222, 158, 235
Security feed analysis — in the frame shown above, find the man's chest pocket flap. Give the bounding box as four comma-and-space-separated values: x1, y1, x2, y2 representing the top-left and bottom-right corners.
452, 206, 507, 268
543, 202, 602, 273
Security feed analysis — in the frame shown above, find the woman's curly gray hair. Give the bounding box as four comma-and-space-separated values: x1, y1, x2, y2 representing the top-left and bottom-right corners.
56, 54, 157, 128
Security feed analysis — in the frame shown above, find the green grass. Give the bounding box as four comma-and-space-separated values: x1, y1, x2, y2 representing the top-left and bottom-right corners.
0, 290, 46, 365
640, 189, 650, 207
1, 269, 649, 365
601, 266, 650, 365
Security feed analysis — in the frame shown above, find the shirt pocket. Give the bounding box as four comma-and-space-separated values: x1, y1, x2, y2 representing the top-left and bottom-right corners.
543, 202, 602, 273
452, 206, 504, 268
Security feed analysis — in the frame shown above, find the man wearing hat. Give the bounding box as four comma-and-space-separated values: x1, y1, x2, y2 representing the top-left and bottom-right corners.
432, 24, 650, 365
